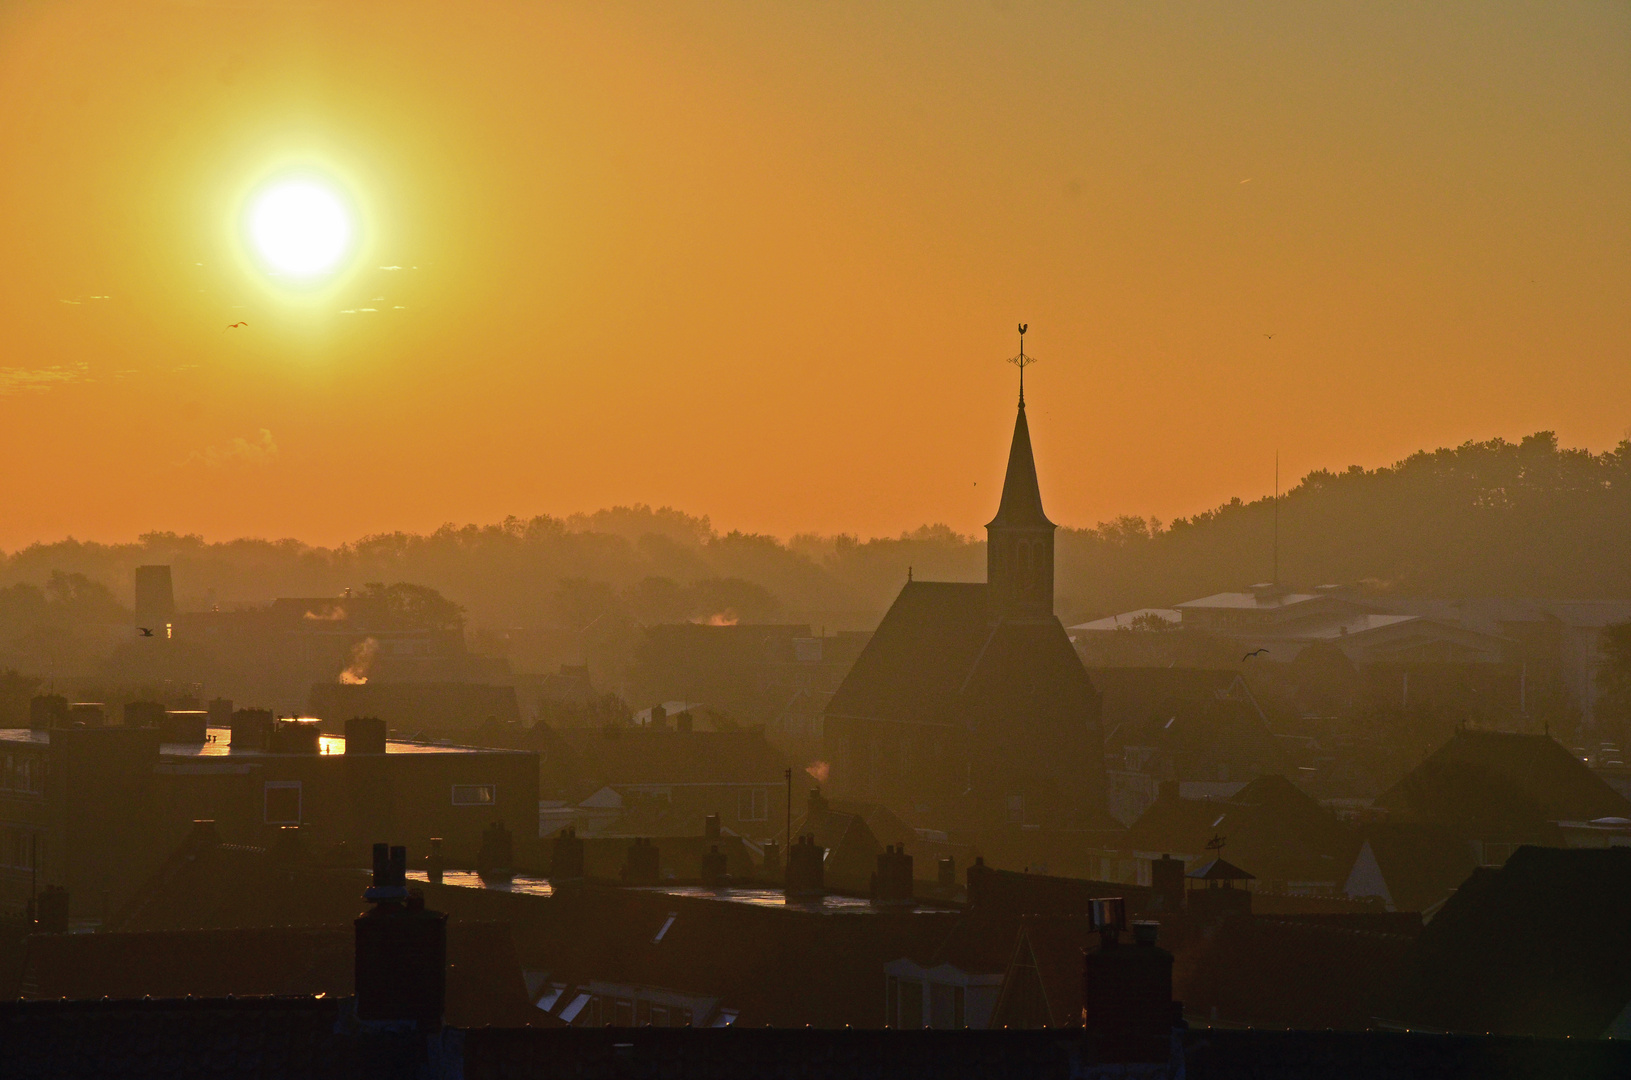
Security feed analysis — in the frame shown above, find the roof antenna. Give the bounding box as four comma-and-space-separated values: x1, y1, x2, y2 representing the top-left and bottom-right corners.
1273, 450, 1280, 586
907, 565, 913, 582
1008, 323, 1035, 406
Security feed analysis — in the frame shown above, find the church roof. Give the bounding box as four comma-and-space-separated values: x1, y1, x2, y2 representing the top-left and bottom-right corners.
824, 581, 1093, 727
986, 400, 1054, 530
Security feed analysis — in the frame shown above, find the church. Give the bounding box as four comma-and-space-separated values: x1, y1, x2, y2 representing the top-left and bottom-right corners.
822, 370, 1106, 833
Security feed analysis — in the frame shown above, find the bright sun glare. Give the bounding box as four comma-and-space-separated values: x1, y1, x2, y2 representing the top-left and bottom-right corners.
246, 179, 354, 278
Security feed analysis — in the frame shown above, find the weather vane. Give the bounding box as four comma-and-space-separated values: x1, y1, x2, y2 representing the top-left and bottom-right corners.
1007, 323, 1037, 403
1205, 834, 1227, 854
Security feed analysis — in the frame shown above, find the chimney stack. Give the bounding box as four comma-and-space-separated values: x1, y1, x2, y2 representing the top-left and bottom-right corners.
33, 885, 70, 934
937, 856, 956, 888
345, 716, 387, 755
870, 844, 915, 907
29, 695, 66, 731
354, 843, 446, 1025
231, 708, 274, 752
700, 844, 727, 887
476, 821, 515, 883
704, 812, 721, 840
760, 840, 781, 877
1082, 909, 1177, 1064
268, 717, 322, 754
425, 838, 445, 884
785, 835, 825, 899
550, 826, 585, 881
621, 837, 660, 885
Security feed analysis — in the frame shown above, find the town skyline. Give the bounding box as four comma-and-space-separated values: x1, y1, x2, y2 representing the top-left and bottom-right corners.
2, 2, 1627, 549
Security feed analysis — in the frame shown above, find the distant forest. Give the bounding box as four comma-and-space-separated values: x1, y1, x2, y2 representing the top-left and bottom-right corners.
4, 432, 1630, 648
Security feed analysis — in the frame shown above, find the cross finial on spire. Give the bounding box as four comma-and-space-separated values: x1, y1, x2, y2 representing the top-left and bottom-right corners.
1007, 323, 1036, 405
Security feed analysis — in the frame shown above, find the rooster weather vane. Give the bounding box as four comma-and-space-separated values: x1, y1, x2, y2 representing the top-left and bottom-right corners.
1007, 323, 1037, 403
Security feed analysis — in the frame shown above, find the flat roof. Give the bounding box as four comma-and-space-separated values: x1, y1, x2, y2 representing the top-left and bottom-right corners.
399, 871, 958, 914
0, 726, 530, 757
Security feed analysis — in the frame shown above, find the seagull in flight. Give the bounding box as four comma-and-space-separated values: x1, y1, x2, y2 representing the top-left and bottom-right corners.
1242, 648, 1269, 661
137, 627, 154, 637
226, 321, 247, 329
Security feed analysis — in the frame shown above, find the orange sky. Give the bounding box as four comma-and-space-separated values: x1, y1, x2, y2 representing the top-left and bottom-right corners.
1, 1, 1627, 550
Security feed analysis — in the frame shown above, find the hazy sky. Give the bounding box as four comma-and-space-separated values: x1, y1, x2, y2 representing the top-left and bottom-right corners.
1, 1, 1626, 549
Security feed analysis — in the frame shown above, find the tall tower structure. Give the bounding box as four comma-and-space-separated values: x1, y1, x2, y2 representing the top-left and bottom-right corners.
986, 326, 1056, 620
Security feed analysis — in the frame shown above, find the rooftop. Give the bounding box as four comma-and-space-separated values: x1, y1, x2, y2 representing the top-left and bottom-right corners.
0, 725, 531, 757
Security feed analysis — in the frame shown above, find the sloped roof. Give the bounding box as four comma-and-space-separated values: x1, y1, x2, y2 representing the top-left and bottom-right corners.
1376, 731, 1631, 835
1119, 779, 1358, 885
826, 581, 1095, 729
1343, 823, 1478, 914
826, 582, 992, 724
987, 400, 1054, 530
990, 915, 1097, 1028
1390, 846, 1631, 1037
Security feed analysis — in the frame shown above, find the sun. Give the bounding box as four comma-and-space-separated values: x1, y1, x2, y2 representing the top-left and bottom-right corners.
244, 178, 355, 278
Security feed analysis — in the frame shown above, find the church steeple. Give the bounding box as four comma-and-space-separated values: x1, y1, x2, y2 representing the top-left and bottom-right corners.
986, 325, 1056, 620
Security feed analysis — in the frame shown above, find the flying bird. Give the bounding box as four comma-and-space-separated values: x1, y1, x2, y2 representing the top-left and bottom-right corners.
137, 627, 154, 637
1264, 334, 1274, 340
1242, 648, 1269, 661
226, 321, 247, 329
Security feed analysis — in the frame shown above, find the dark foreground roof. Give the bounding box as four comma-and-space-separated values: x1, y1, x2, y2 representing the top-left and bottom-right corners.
4, 1001, 1631, 1080
463, 1027, 1631, 1080
0, 997, 431, 1080
1390, 845, 1631, 1038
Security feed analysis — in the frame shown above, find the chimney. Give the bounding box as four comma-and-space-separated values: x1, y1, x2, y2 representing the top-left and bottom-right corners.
33, 885, 70, 934
230, 708, 274, 752
675, 710, 694, 734
476, 821, 515, 882
1150, 854, 1185, 913
550, 826, 585, 881
760, 840, 782, 877
700, 844, 727, 887
68, 703, 105, 728
807, 786, 828, 816
785, 834, 825, 898
870, 844, 915, 908
621, 837, 660, 885
207, 698, 233, 729
345, 716, 387, 755
1090, 897, 1127, 941
268, 717, 321, 754
966, 855, 990, 909
704, 812, 721, 840
1082, 909, 1176, 1064
354, 843, 447, 1025
937, 856, 956, 888
29, 695, 66, 731
160, 710, 208, 743
425, 838, 445, 884
650, 704, 667, 730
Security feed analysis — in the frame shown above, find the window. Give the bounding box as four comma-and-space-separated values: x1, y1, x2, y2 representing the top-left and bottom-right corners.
736, 787, 768, 822
264, 781, 301, 825
452, 784, 496, 806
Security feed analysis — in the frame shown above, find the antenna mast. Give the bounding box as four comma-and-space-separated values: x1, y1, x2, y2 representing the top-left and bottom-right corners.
1273, 451, 1279, 585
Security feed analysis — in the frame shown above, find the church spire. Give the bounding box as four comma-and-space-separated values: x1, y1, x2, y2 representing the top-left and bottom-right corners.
986, 324, 1057, 620
989, 324, 1054, 530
